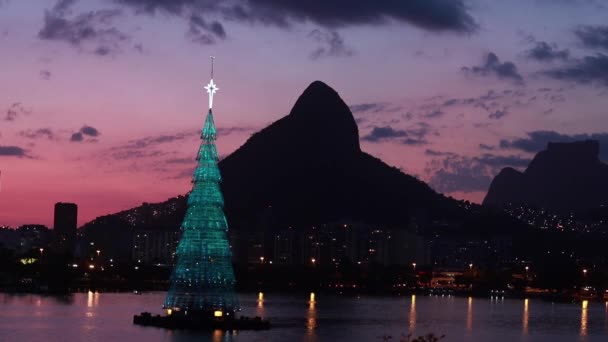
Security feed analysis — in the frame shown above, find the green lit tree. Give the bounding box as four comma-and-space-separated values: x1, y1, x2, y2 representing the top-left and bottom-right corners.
164, 75, 239, 316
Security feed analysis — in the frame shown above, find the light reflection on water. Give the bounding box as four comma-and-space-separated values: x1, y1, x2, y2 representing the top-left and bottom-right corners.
256, 292, 264, 317
307, 292, 317, 338
1, 292, 608, 342
581, 300, 588, 337
466, 296, 473, 332
409, 294, 416, 334
523, 298, 529, 335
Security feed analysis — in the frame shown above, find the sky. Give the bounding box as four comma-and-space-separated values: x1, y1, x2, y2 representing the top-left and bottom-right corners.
1, 0, 608, 227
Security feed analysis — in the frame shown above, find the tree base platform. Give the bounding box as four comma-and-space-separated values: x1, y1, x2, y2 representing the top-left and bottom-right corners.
133, 312, 271, 330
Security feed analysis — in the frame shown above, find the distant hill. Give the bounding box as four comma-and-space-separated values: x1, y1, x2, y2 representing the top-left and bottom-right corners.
483, 140, 608, 212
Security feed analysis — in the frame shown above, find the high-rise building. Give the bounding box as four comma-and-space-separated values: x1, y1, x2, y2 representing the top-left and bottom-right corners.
164, 60, 239, 316
53, 202, 77, 254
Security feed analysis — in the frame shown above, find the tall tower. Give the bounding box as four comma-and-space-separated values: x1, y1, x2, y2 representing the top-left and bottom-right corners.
164, 58, 239, 316
53, 202, 77, 254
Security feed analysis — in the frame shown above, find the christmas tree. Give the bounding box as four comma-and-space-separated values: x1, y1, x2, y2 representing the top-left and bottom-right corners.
164, 64, 239, 316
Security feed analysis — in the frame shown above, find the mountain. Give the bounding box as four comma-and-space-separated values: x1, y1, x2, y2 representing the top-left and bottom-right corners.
82, 81, 460, 235
483, 140, 608, 211
220, 80, 457, 229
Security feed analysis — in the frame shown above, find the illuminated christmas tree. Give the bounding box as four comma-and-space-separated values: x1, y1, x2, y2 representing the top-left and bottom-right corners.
164, 58, 239, 316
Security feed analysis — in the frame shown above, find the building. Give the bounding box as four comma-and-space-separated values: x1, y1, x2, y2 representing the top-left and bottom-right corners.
132, 228, 180, 265
53, 202, 77, 253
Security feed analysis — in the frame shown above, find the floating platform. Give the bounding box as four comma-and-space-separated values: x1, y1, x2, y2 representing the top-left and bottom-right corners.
133, 312, 271, 330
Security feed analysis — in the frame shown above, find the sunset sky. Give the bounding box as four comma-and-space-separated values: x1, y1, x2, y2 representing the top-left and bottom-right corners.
1, 0, 608, 227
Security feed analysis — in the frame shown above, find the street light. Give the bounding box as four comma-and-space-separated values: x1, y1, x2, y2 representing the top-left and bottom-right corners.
311, 258, 316, 266
96, 250, 101, 257
583, 269, 588, 275
259, 256, 265, 264
39, 248, 44, 255
412, 262, 417, 270
469, 263, 473, 270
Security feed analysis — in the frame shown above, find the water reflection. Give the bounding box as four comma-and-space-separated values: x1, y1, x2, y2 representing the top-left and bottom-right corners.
581, 300, 588, 337
212, 329, 224, 342
307, 292, 317, 337
256, 292, 264, 317
409, 295, 416, 333
466, 297, 473, 332
522, 299, 529, 335
605, 302, 608, 332
86, 291, 99, 308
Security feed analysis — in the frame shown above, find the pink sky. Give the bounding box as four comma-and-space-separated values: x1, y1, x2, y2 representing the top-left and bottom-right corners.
1, 1, 608, 227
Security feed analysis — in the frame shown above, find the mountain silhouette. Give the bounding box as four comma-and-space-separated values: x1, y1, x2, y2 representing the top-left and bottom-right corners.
83, 81, 457, 236
483, 140, 608, 211
220, 81, 455, 229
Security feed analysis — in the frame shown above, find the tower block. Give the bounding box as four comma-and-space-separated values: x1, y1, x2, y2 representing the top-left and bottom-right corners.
164, 59, 239, 316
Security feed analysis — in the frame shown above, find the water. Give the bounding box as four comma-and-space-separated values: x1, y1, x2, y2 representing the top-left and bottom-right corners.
0, 292, 607, 341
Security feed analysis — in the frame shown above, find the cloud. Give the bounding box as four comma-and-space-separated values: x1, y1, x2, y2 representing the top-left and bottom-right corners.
525, 41, 569, 61
39, 0, 131, 56
70, 132, 84, 142
40, 70, 52, 80
425, 150, 530, 193
574, 25, 608, 51
542, 54, 608, 86
362, 122, 436, 145
438, 89, 529, 114
165, 157, 195, 164
80, 125, 100, 137
5, 102, 30, 121
308, 29, 354, 60
70, 125, 101, 142
479, 143, 494, 151
0, 145, 30, 158
421, 109, 445, 119
462, 52, 524, 84
110, 126, 252, 154
349, 102, 401, 114
499, 130, 608, 161
488, 108, 508, 120
19, 128, 55, 140
216, 126, 256, 136
187, 14, 226, 45
361, 126, 408, 142
115, 0, 478, 45
117, 131, 197, 150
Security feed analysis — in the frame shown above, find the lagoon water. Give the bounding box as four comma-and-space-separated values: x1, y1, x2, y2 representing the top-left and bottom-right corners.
0, 292, 607, 341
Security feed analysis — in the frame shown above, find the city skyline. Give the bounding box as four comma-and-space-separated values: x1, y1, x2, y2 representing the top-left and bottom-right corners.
2, 1, 608, 227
